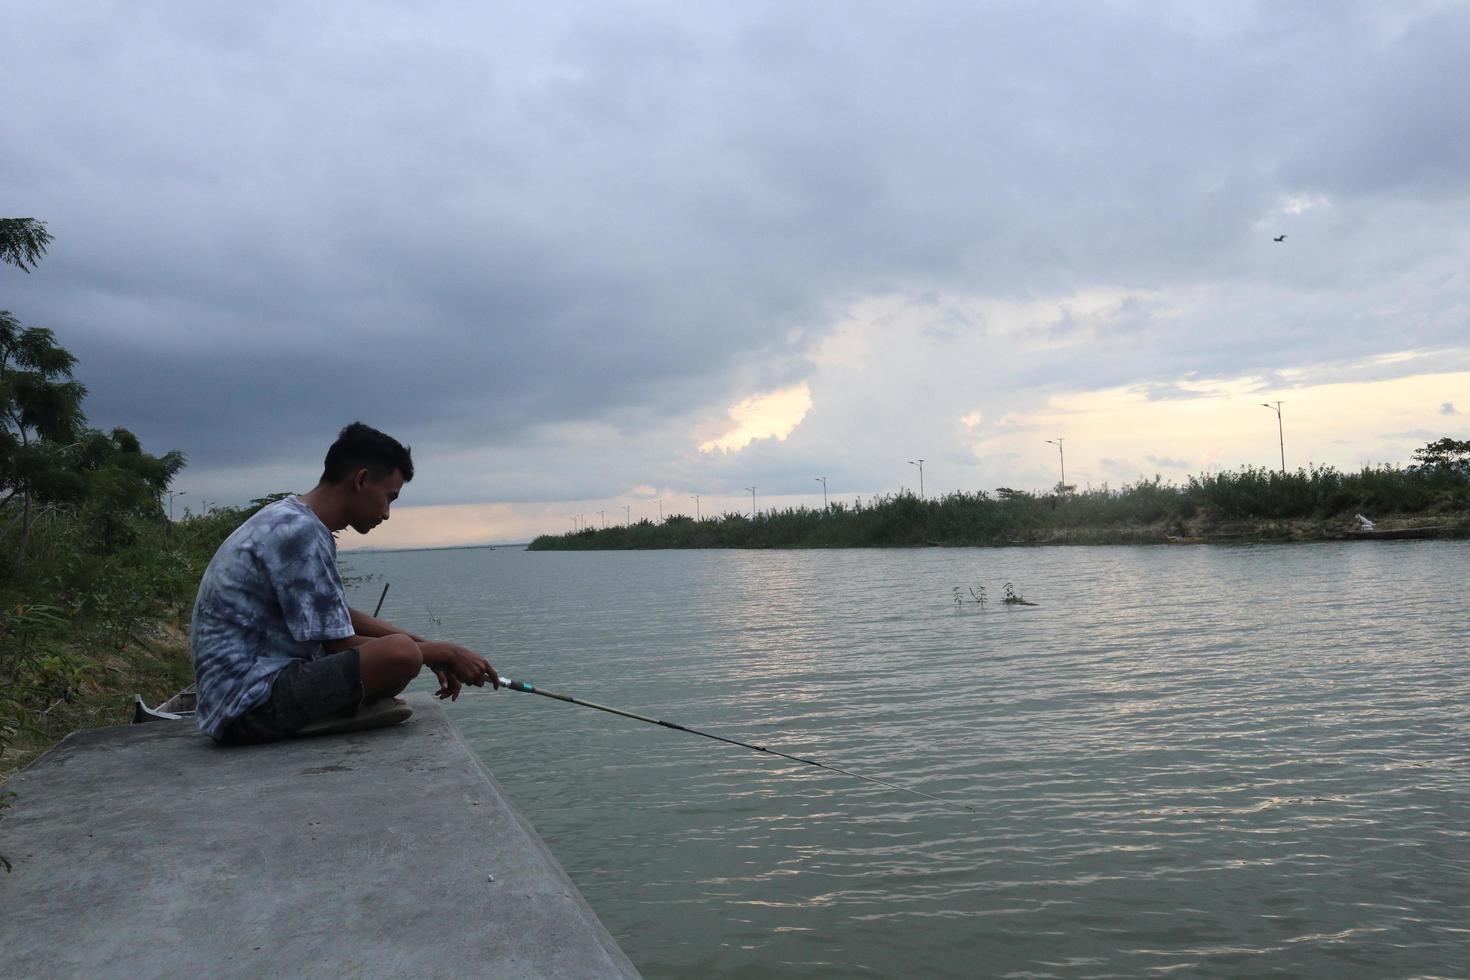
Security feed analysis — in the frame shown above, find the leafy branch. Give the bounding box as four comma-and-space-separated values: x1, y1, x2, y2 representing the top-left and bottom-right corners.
0, 218, 52, 272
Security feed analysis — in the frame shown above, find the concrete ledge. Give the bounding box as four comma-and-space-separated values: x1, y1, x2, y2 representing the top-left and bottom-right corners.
0, 695, 640, 979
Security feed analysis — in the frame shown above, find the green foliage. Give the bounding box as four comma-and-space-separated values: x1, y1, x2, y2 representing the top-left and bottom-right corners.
1, 218, 198, 752
75, 427, 187, 552
0, 502, 256, 773
529, 460, 1470, 551
1412, 437, 1470, 472
2, 266, 186, 572
1, 311, 90, 567
0, 492, 244, 865
0, 218, 52, 273
0, 217, 213, 867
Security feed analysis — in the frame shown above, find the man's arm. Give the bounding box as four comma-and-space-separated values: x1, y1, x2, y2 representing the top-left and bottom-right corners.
348, 607, 426, 643
318, 608, 419, 653
347, 608, 500, 698
322, 629, 498, 701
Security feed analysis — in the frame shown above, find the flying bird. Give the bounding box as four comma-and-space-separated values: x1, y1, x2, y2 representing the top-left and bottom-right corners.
1273, 235, 1287, 242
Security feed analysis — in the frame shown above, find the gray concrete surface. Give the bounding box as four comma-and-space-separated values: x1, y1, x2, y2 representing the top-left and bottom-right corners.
0, 695, 641, 979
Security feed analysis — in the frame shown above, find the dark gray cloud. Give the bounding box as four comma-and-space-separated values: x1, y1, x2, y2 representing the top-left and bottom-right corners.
4, 0, 1468, 510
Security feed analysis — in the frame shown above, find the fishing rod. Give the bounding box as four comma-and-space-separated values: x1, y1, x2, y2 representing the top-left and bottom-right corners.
497, 676, 975, 813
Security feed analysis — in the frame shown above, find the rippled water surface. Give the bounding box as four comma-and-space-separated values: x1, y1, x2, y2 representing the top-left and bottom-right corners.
345, 543, 1470, 978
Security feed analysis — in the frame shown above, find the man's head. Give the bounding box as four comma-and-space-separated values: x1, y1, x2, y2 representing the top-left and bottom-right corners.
319, 422, 413, 534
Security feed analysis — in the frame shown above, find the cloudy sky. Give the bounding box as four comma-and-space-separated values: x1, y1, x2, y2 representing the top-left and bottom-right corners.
5, 1, 1468, 547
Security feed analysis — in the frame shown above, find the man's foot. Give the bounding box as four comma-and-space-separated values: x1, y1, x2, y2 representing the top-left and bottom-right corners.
295, 698, 413, 737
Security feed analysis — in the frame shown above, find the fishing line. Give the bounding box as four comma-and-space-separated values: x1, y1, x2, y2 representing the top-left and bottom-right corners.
498, 676, 975, 813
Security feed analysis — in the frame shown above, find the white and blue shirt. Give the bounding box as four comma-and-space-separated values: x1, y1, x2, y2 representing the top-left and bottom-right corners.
190, 496, 354, 739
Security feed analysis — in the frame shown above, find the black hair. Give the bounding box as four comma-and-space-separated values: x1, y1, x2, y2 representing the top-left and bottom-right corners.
320, 422, 414, 485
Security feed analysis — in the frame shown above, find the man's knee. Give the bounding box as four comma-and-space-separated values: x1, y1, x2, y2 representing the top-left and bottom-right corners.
379, 633, 422, 676
360, 633, 423, 690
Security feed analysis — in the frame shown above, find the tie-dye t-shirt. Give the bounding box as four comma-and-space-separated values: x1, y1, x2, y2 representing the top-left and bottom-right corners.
191, 496, 355, 739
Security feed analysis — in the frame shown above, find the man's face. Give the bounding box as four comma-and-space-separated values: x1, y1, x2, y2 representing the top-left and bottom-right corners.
349, 468, 405, 535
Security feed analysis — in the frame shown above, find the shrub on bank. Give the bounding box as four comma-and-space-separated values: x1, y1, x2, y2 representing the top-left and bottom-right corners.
528, 461, 1470, 551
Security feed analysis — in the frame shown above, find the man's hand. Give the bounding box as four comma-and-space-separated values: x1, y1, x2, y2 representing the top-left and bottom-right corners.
418, 641, 499, 701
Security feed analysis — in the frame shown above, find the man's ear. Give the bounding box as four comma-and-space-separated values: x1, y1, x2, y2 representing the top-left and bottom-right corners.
352, 468, 370, 491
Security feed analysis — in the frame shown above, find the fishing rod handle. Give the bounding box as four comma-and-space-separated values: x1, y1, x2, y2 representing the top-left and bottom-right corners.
500, 678, 536, 693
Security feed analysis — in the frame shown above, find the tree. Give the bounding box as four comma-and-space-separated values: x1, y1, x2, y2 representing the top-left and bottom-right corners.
1411, 437, 1470, 472
76, 427, 186, 551
2, 219, 186, 570
0, 218, 52, 272
0, 312, 88, 568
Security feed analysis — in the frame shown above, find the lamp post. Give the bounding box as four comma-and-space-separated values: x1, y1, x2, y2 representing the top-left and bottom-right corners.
570, 516, 577, 532
908, 459, 925, 499
163, 489, 186, 544
815, 476, 828, 511
598, 509, 606, 529
624, 505, 631, 526
1261, 401, 1285, 474
690, 495, 700, 520
745, 486, 757, 518
655, 498, 663, 522
1046, 438, 1066, 492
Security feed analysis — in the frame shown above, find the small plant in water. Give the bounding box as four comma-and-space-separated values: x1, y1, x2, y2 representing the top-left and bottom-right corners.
1002, 582, 1038, 606
952, 584, 988, 609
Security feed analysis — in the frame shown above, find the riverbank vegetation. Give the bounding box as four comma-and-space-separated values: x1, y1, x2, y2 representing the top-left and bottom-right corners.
529, 452, 1470, 551
0, 497, 280, 778
0, 219, 246, 781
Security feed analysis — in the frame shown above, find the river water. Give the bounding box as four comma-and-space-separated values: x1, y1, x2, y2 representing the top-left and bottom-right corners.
343, 542, 1470, 978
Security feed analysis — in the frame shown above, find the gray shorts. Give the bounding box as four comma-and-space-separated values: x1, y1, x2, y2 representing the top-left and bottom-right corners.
219, 649, 364, 745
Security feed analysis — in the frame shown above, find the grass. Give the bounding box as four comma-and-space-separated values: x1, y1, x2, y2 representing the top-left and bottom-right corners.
0, 620, 194, 779
0, 501, 267, 782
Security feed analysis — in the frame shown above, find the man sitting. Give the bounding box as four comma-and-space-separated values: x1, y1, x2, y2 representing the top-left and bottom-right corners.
191, 422, 498, 744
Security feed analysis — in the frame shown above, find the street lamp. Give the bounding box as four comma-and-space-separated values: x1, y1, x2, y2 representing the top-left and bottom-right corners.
908, 459, 925, 499
655, 498, 663, 522
624, 505, 631, 526
598, 509, 606, 528
815, 476, 828, 511
1261, 401, 1285, 474
166, 490, 187, 522
570, 516, 577, 532
745, 486, 757, 518
1046, 438, 1066, 492
690, 495, 700, 520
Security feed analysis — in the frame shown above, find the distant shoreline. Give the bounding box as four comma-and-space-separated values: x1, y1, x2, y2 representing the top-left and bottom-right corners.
343, 541, 530, 556
527, 515, 1469, 551
528, 464, 1470, 552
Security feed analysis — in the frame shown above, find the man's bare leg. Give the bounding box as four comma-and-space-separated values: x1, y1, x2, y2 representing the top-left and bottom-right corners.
355, 633, 424, 702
